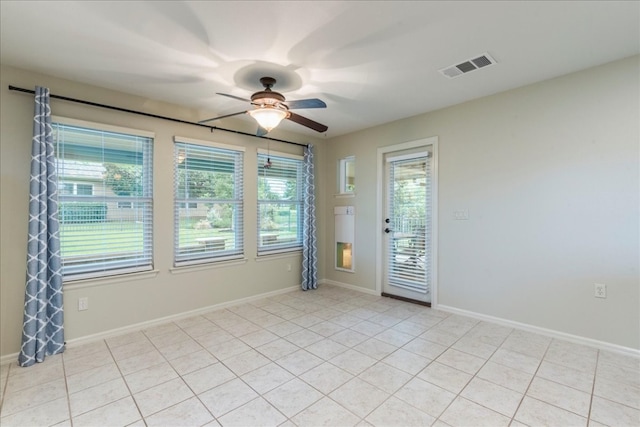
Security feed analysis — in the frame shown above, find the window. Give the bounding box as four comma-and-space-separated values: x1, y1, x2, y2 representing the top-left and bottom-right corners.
257, 151, 303, 254
59, 182, 74, 195
59, 182, 94, 196
53, 121, 154, 280
76, 183, 94, 196
174, 138, 244, 265
178, 202, 198, 209
339, 156, 356, 193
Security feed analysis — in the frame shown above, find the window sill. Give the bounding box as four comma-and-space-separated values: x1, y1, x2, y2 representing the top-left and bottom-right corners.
255, 250, 302, 262
64, 269, 160, 290
170, 258, 248, 274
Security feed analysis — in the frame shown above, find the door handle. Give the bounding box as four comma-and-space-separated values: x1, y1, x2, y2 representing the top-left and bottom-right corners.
384, 228, 392, 233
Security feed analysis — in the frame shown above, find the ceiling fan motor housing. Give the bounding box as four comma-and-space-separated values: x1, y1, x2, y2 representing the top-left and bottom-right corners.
251, 90, 286, 107
251, 76, 288, 109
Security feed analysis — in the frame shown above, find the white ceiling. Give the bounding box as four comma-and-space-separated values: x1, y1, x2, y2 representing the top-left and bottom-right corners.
1, 1, 638, 138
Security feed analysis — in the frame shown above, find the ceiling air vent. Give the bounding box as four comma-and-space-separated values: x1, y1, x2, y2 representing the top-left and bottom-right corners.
439, 53, 497, 79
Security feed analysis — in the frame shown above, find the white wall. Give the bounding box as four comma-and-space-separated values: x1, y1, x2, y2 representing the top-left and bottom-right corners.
0, 65, 327, 358
324, 55, 639, 349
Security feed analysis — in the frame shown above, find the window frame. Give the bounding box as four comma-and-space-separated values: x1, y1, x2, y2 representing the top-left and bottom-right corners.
52, 116, 154, 282
339, 156, 356, 194
257, 149, 304, 256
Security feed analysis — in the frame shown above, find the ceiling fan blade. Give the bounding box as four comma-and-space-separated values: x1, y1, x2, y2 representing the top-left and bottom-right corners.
198, 111, 247, 124
285, 98, 327, 109
287, 112, 328, 133
256, 126, 268, 137
217, 93, 251, 103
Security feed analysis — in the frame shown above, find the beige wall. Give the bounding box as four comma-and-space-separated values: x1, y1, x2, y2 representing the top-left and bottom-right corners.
0, 65, 327, 357
323, 55, 639, 349
2, 55, 638, 359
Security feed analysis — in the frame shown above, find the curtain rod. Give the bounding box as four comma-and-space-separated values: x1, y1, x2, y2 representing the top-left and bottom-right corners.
8, 85, 309, 148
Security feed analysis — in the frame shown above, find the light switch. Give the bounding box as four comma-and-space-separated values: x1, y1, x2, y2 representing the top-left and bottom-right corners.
453, 209, 469, 220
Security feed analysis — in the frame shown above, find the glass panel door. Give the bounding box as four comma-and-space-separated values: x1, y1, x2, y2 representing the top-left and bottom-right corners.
383, 150, 432, 303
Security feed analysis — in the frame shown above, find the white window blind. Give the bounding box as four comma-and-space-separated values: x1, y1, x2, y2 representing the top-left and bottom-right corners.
53, 122, 154, 280
174, 140, 244, 265
257, 153, 303, 254
386, 154, 431, 293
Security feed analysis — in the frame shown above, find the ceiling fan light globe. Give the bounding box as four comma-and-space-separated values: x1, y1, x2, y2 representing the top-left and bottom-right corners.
248, 107, 288, 132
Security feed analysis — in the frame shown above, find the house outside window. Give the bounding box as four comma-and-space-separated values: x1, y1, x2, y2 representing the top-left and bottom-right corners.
173, 138, 244, 265
59, 182, 94, 196
54, 120, 154, 280
178, 202, 198, 209
257, 151, 303, 254
76, 183, 94, 196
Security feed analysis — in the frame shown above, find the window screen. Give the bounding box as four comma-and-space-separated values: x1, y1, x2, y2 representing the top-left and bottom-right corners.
257, 152, 303, 254
53, 122, 154, 280
174, 140, 244, 265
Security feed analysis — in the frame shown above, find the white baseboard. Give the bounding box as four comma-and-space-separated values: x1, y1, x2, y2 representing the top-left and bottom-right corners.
320, 279, 380, 296
436, 304, 640, 358
5, 284, 637, 365
323, 279, 639, 357
1, 285, 299, 366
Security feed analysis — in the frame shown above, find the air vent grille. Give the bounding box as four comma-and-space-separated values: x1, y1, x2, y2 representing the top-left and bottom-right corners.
441, 67, 463, 78
439, 53, 497, 79
456, 61, 476, 73
471, 55, 493, 68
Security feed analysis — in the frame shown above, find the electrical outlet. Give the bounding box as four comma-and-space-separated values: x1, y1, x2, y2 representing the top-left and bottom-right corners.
594, 283, 606, 299
286, 263, 292, 272
78, 297, 89, 311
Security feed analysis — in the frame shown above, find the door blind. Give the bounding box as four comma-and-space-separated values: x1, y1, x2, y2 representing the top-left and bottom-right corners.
386, 155, 432, 293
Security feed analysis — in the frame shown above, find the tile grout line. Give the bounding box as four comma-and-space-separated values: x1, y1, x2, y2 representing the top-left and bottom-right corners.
240, 299, 351, 422
317, 302, 494, 424
510, 339, 609, 423
173, 316, 227, 426
355, 329, 450, 425
62, 342, 127, 423
61, 350, 74, 427
0, 363, 9, 417
367, 315, 459, 424
507, 334, 552, 426
101, 338, 145, 425
189, 304, 323, 424
142, 321, 220, 424
431, 320, 510, 425
221, 297, 423, 424
586, 349, 600, 426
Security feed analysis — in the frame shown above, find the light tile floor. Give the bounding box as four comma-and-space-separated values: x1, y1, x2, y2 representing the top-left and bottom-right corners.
1, 285, 639, 427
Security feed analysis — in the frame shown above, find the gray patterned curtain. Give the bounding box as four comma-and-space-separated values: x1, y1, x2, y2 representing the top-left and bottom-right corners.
18, 86, 65, 367
302, 145, 318, 290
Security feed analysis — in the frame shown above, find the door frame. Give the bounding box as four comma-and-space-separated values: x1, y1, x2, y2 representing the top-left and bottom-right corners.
375, 136, 439, 305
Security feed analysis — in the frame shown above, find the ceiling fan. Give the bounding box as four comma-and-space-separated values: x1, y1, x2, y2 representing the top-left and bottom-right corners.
199, 77, 328, 136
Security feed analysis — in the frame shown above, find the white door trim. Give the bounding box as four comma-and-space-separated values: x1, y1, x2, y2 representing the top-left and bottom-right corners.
376, 136, 439, 305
